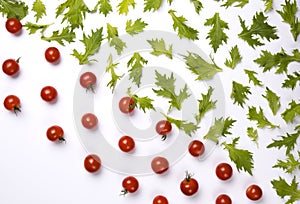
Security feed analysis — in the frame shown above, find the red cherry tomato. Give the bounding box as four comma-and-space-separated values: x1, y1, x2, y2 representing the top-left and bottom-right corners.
155, 120, 172, 140
151, 156, 169, 174
3, 95, 21, 114
118, 135, 135, 153
119, 96, 135, 114
121, 176, 139, 195
216, 162, 233, 181
81, 113, 98, 129
188, 140, 205, 157
46, 125, 65, 143
180, 171, 199, 196
153, 195, 169, 204
84, 154, 101, 173
2, 58, 20, 76
215, 194, 232, 204
246, 184, 263, 201
5, 18, 22, 34
45, 47, 60, 63
80, 72, 97, 92
40, 86, 58, 102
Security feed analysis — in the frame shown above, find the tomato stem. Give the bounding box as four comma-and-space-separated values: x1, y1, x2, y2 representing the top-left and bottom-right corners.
86, 84, 95, 93
120, 189, 128, 196
16, 57, 21, 63
58, 137, 66, 144
185, 170, 194, 182
161, 134, 167, 141
13, 106, 21, 115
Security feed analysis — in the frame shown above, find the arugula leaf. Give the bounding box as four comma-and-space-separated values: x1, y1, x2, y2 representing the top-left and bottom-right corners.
238, 12, 279, 48
244, 69, 263, 86
273, 152, 300, 174
222, 137, 254, 175
126, 18, 148, 35
218, 0, 249, 8
254, 49, 300, 74
106, 54, 123, 92
247, 127, 259, 147
106, 23, 127, 55
24, 22, 51, 34
93, 0, 112, 16
204, 12, 229, 52
247, 106, 279, 129
184, 52, 222, 80
144, 0, 163, 12
127, 52, 148, 87
203, 117, 236, 143
277, 0, 300, 41
281, 100, 300, 123
0, 0, 28, 19
230, 81, 251, 107
263, 87, 281, 115
282, 72, 300, 90
190, 0, 203, 14
117, 0, 135, 15
168, 10, 199, 40
41, 27, 76, 46
271, 176, 300, 204
127, 88, 155, 113
195, 86, 217, 124
147, 38, 173, 59
152, 71, 190, 112
225, 45, 242, 69
263, 0, 273, 12
32, 0, 46, 22
162, 113, 199, 136
56, 0, 90, 30
72, 28, 104, 65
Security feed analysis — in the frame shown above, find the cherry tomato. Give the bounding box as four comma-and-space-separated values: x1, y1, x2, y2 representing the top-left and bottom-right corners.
45, 47, 60, 63
40, 86, 58, 103
81, 113, 98, 129
84, 154, 101, 173
118, 135, 135, 153
151, 156, 169, 174
153, 195, 169, 204
119, 96, 135, 114
155, 120, 172, 140
46, 125, 65, 143
2, 58, 20, 76
215, 194, 232, 204
215, 162, 233, 181
188, 140, 205, 157
121, 176, 139, 195
4, 95, 21, 113
80, 72, 97, 92
246, 184, 263, 201
180, 171, 199, 196
5, 18, 22, 34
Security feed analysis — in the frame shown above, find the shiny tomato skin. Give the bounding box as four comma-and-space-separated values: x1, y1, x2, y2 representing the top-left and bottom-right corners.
215, 194, 232, 204
4, 95, 21, 113
81, 113, 98, 129
122, 176, 139, 194
246, 184, 263, 201
119, 96, 135, 114
153, 195, 169, 204
40, 86, 58, 102
180, 176, 199, 196
151, 156, 169, 174
5, 18, 22, 34
2, 59, 20, 76
84, 154, 101, 173
118, 135, 135, 152
216, 162, 233, 181
46, 125, 65, 142
45, 47, 60, 63
188, 140, 205, 157
80, 72, 97, 91
155, 120, 172, 135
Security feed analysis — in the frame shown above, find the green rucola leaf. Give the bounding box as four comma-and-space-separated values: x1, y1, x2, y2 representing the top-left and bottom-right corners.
195, 86, 217, 123
273, 152, 300, 174
32, 0, 46, 22
271, 176, 300, 204
93, 0, 113, 16
282, 72, 300, 90
126, 18, 148, 35
106, 23, 127, 55
127, 52, 148, 87
225, 45, 242, 69
24, 22, 51, 34
262, 87, 281, 115
41, 27, 76, 46
105, 54, 123, 92
147, 38, 173, 59
117, 0, 135, 15
247, 106, 279, 129
127, 88, 155, 113
247, 127, 259, 147
244, 69, 263, 86
263, 0, 273, 12
219, 0, 249, 8
230, 81, 251, 108
144, 0, 163, 12
281, 100, 300, 123
190, 0, 203, 14
0, 0, 28, 20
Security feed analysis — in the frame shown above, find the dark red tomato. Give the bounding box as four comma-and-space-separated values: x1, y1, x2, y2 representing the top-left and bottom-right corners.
180, 171, 199, 196
188, 140, 205, 157
215, 194, 232, 204
155, 120, 172, 140
80, 72, 97, 92
216, 162, 233, 181
40, 86, 58, 102
2, 58, 20, 76
121, 176, 139, 195
84, 154, 101, 173
5, 18, 22, 34
45, 47, 60, 63
118, 135, 135, 153
246, 184, 263, 201
151, 156, 169, 174
119, 96, 135, 114
81, 113, 98, 129
153, 195, 169, 204
4, 95, 21, 113
46, 125, 65, 143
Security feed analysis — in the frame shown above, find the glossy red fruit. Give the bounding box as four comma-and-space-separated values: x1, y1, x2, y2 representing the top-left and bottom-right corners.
121, 176, 139, 195
2, 58, 20, 76
155, 120, 172, 140
4, 95, 21, 114
80, 72, 97, 92
40, 86, 58, 102
119, 96, 135, 114
180, 171, 199, 196
153, 195, 169, 204
81, 113, 98, 129
46, 125, 65, 143
5, 18, 22, 34
84, 154, 101, 173
45, 47, 60, 64
216, 162, 233, 181
118, 135, 135, 153
188, 140, 205, 157
215, 194, 232, 204
246, 184, 263, 201
151, 156, 169, 174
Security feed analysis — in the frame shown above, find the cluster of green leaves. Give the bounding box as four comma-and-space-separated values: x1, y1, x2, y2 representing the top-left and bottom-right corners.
281, 100, 300, 123
273, 151, 300, 174
106, 23, 127, 55
0, 0, 28, 20
127, 88, 155, 113
127, 52, 148, 87
247, 106, 279, 129
271, 176, 300, 204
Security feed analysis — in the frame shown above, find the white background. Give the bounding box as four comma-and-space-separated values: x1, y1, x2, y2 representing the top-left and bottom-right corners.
0, 0, 299, 204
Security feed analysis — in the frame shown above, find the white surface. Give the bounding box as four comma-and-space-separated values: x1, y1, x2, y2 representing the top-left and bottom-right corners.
0, 0, 299, 204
